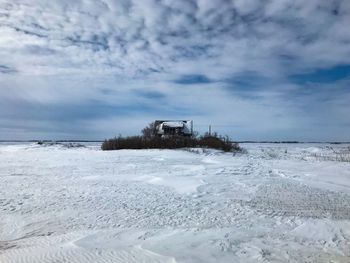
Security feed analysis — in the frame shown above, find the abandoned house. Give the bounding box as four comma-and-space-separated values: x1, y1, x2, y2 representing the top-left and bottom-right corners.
155, 120, 193, 137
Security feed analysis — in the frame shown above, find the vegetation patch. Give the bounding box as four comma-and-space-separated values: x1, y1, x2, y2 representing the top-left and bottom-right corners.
102, 123, 241, 152
311, 147, 350, 162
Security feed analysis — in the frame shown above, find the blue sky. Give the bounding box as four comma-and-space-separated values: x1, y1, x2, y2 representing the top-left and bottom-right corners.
0, 0, 350, 141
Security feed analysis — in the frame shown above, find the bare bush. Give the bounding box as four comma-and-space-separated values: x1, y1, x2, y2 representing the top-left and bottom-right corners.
141, 122, 156, 138
102, 123, 243, 152
102, 134, 241, 152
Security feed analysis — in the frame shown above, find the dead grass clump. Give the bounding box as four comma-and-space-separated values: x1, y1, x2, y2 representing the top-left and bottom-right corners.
311, 146, 350, 162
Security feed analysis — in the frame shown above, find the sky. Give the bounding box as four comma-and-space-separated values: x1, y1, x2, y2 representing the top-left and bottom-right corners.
0, 0, 350, 141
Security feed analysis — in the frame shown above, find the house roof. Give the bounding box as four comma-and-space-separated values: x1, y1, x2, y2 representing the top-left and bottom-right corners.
162, 121, 184, 128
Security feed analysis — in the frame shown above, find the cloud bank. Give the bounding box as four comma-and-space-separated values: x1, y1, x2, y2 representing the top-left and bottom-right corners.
0, 0, 350, 141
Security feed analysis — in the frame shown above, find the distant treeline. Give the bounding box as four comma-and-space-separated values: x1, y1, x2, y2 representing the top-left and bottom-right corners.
238, 141, 300, 144
0, 140, 103, 143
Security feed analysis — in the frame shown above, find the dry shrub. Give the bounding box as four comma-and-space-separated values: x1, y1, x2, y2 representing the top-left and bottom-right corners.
102, 134, 241, 152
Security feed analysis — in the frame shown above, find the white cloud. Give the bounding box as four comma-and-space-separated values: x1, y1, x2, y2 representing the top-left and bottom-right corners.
1, 0, 349, 76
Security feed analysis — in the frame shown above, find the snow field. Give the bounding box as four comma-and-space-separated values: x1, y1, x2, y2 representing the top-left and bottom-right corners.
0, 143, 350, 262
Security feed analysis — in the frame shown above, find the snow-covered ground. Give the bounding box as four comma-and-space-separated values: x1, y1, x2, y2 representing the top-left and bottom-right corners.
1, 143, 350, 262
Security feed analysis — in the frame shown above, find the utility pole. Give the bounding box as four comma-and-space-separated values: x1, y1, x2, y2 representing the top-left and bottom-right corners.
209, 125, 211, 136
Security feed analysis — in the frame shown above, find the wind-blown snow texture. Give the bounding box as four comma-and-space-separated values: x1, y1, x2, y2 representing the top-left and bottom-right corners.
1, 143, 350, 262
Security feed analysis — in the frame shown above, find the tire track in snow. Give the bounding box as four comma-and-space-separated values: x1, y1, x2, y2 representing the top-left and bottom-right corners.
247, 179, 350, 219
